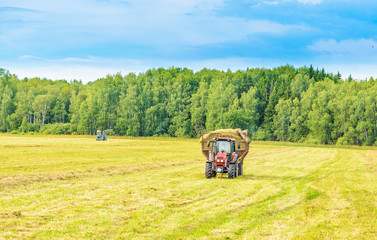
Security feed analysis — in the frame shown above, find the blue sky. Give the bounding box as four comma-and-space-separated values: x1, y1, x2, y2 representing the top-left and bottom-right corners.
1, 0, 377, 83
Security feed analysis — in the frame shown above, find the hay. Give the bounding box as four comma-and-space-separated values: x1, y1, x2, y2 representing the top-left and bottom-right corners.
199, 129, 250, 143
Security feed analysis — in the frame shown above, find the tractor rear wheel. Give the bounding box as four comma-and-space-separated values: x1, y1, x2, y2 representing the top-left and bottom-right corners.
205, 162, 215, 179
228, 163, 237, 179
238, 163, 243, 176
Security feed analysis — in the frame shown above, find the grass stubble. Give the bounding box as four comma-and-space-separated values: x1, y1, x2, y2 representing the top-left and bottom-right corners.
0, 135, 377, 239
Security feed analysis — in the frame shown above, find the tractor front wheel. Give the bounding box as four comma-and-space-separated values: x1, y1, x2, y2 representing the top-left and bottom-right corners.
228, 163, 237, 179
205, 162, 215, 179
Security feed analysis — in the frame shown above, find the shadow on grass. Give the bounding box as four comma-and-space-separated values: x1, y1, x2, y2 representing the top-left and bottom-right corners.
199, 173, 304, 181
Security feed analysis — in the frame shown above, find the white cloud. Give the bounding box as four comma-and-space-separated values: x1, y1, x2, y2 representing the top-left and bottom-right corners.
315, 63, 377, 80
252, 1, 279, 7
308, 38, 377, 80
297, 0, 323, 4
308, 38, 377, 59
17, 55, 105, 64
2, 55, 279, 83
5, 65, 121, 82
253, 0, 323, 6
2, 55, 136, 82
0, 0, 304, 49
19, 55, 42, 60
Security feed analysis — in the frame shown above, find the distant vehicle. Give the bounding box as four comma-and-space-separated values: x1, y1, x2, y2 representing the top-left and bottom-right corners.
96, 129, 112, 141
200, 129, 250, 179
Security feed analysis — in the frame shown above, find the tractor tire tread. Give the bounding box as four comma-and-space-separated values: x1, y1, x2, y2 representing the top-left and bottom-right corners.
205, 162, 214, 179
228, 163, 237, 179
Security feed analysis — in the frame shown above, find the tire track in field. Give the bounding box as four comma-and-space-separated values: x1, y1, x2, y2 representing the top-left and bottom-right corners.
364, 150, 377, 173
160, 183, 303, 240
250, 147, 298, 158
159, 148, 339, 239
0, 160, 197, 190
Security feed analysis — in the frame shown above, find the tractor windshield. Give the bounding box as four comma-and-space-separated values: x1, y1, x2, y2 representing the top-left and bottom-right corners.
217, 141, 231, 153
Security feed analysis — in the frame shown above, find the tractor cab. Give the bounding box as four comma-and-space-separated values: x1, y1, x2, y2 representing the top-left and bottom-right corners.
212, 137, 237, 174
214, 137, 235, 156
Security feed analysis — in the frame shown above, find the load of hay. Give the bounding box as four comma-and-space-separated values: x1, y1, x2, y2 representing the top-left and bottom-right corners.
200, 129, 250, 143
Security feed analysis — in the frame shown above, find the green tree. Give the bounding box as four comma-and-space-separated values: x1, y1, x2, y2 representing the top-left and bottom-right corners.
116, 85, 141, 136
206, 78, 236, 130
32, 94, 53, 127
273, 99, 293, 141
190, 82, 209, 137
0, 86, 14, 131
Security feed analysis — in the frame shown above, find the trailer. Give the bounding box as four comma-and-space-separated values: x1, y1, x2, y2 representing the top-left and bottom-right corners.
200, 129, 250, 179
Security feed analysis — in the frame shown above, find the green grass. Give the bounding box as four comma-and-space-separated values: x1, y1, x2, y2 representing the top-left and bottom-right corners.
1, 135, 377, 239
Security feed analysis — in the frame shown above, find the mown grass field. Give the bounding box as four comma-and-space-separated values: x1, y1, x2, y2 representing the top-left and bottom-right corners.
1, 135, 377, 239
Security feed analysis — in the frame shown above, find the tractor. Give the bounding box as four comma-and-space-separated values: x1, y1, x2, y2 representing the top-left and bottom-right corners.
200, 129, 250, 179
96, 129, 112, 141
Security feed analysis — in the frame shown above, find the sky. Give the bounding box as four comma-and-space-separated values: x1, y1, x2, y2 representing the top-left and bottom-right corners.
1, 0, 377, 83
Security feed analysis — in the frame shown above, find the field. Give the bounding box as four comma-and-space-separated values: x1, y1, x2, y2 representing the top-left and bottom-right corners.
1, 135, 377, 239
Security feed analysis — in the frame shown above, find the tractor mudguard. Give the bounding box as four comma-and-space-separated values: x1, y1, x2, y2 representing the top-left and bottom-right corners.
230, 154, 238, 163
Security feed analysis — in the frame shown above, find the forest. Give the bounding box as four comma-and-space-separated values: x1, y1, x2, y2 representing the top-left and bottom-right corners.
0, 65, 376, 146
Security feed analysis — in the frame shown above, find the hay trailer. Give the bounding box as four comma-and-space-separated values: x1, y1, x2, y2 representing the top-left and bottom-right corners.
200, 129, 250, 179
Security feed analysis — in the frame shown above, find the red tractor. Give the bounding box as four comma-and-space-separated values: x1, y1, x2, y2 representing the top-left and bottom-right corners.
200, 129, 250, 179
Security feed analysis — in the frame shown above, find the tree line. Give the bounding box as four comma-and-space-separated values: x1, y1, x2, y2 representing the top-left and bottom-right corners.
1, 65, 376, 145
